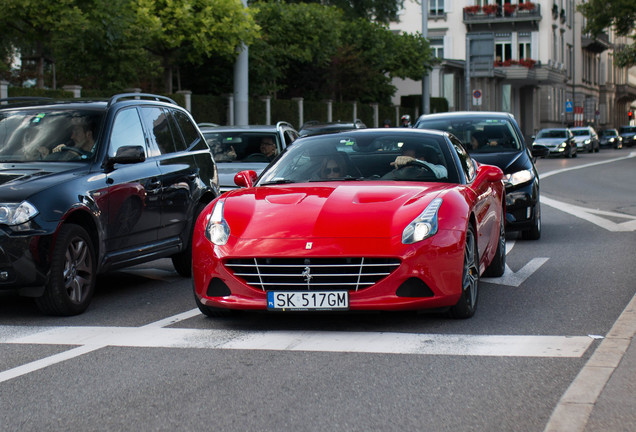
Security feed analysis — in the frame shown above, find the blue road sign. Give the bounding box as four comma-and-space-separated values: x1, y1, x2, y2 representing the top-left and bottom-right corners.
565, 101, 573, 113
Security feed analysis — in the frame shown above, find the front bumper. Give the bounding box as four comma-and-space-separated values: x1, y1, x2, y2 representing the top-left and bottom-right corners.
503, 181, 539, 232
0, 230, 51, 294
193, 230, 466, 312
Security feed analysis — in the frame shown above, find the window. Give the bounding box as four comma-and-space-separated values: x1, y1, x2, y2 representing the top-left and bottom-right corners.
140, 107, 175, 155
172, 109, 199, 149
495, 41, 512, 62
109, 108, 146, 158
429, 0, 445, 15
430, 37, 444, 58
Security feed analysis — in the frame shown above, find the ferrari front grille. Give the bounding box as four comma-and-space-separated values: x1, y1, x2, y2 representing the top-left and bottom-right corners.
225, 257, 401, 291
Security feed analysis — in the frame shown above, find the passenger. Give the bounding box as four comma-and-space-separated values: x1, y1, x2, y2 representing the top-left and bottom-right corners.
209, 138, 237, 162
470, 131, 489, 150
320, 154, 347, 179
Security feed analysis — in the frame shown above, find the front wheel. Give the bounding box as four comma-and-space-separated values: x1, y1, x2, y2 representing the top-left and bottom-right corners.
522, 202, 541, 240
449, 225, 479, 319
483, 214, 506, 277
35, 224, 96, 316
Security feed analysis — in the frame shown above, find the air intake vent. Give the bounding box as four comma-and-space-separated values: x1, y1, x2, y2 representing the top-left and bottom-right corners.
225, 257, 400, 292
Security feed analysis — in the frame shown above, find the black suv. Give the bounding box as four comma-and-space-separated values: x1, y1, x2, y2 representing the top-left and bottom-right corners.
0, 94, 219, 315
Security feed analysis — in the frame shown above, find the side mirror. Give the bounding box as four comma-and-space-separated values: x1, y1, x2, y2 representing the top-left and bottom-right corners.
483, 165, 504, 182
234, 170, 258, 188
531, 144, 550, 158
112, 145, 146, 164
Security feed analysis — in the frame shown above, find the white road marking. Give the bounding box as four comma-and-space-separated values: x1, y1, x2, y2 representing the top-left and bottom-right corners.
539, 151, 636, 232
1, 323, 593, 358
483, 257, 550, 287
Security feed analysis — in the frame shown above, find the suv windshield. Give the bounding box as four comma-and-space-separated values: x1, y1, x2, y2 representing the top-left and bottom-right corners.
0, 109, 103, 162
570, 129, 590, 136
619, 126, 636, 133
415, 117, 522, 153
537, 129, 567, 139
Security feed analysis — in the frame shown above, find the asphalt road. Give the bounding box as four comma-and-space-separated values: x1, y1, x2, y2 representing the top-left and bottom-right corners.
1, 148, 635, 431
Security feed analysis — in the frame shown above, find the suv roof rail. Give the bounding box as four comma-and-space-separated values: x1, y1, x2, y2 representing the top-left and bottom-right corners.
108, 93, 177, 107
0, 96, 54, 106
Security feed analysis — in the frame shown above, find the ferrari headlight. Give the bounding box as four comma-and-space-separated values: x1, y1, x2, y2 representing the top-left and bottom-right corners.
205, 201, 230, 245
504, 169, 533, 187
0, 201, 38, 225
402, 197, 442, 244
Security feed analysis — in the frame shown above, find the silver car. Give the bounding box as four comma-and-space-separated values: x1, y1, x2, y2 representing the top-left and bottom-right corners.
533, 128, 577, 158
200, 122, 299, 193
570, 126, 600, 153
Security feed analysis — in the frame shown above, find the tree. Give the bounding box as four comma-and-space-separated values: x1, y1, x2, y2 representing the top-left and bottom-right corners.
0, 0, 88, 88
577, 0, 636, 68
281, 0, 405, 25
134, 0, 260, 93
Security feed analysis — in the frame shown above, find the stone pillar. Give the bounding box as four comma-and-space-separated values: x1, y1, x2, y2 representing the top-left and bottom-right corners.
325, 99, 333, 122
62, 85, 82, 98
124, 88, 142, 99
352, 101, 358, 122
261, 96, 272, 125
176, 90, 192, 112
371, 103, 379, 128
226, 94, 235, 126
292, 97, 304, 129
0, 80, 8, 104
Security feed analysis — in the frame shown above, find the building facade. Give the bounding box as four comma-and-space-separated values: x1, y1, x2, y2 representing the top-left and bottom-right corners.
390, 0, 636, 140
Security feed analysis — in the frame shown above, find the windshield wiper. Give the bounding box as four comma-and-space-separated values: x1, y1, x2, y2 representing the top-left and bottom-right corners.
260, 179, 296, 185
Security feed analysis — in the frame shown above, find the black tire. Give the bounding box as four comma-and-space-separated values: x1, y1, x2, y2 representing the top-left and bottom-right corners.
35, 224, 96, 316
172, 202, 206, 277
522, 201, 541, 240
195, 292, 236, 317
449, 225, 479, 319
483, 214, 506, 277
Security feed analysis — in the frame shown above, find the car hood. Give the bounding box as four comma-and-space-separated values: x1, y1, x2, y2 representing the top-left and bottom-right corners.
222, 183, 452, 239
470, 151, 528, 174
572, 136, 590, 142
217, 162, 268, 190
0, 163, 84, 201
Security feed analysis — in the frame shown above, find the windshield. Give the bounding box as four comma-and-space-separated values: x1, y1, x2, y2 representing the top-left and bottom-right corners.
600, 129, 618, 136
570, 129, 590, 136
203, 131, 280, 163
415, 117, 522, 153
537, 129, 567, 139
258, 132, 459, 185
0, 109, 103, 162
619, 126, 636, 133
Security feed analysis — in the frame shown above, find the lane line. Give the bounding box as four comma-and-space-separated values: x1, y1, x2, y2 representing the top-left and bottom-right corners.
1, 323, 593, 358
539, 151, 636, 180
0, 308, 200, 384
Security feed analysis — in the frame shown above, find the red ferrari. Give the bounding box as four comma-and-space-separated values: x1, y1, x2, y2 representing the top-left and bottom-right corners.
192, 129, 505, 319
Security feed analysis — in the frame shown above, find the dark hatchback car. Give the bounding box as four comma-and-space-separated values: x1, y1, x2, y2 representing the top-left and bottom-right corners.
0, 94, 219, 315
414, 111, 546, 240
618, 125, 636, 147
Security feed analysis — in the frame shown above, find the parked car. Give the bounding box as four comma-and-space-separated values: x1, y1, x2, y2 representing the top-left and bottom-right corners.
0, 93, 219, 315
193, 129, 506, 319
599, 128, 622, 149
570, 126, 600, 153
200, 122, 298, 193
298, 119, 366, 137
414, 111, 546, 240
618, 125, 636, 147
533, 128, 577, 158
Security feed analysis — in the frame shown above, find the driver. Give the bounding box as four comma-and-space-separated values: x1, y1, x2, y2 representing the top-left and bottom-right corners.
259, 136, 278, 161
390, 142, 447, 179
50, 117, 96, 159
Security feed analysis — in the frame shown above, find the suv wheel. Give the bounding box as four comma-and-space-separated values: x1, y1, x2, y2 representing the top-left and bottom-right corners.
35, 224, 97, 316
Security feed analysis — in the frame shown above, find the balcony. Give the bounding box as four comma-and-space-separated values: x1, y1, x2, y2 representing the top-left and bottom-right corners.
494, 59, 567, 85
463, 3, 542, 30
581, 32, 611, 53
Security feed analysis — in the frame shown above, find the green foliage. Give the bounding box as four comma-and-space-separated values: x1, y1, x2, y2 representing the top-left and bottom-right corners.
577, 0, 636, 67
7, 87, 73, 98
281, 0, 405, 25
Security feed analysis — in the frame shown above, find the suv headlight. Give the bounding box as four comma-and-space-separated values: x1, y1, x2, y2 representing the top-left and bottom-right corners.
402, 198, 442, 244
0, 201, 39, 225
504, 169, 533, 187
205, 201, 230, 245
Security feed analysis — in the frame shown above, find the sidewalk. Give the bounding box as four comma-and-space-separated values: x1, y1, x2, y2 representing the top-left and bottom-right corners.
544, 292, 636, 432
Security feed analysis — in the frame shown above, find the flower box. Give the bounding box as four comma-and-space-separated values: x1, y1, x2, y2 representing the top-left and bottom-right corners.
504, 4, 517, 15
463, 5, 481, 14
482, 4, 499, 15
518, 1, 536, 11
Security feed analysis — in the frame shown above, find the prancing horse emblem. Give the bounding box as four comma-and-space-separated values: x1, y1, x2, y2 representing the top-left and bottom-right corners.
301, 266, 313, 283
305, 242, 313, 250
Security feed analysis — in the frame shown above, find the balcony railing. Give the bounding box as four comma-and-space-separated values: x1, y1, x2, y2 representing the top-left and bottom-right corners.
463, 3, 541, 24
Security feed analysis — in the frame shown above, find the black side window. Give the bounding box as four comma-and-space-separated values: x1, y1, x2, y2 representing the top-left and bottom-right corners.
449, 135, 475, 181
140, 107, 175, 155
172, 109, 199, 149
109, 108, 146, 158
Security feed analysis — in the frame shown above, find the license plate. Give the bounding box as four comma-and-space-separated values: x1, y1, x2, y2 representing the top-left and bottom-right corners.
267, 291, 349, 311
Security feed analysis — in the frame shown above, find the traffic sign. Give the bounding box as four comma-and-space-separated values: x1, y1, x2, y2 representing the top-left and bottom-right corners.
565, 101, 573, 113
472, 89, 482, 106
